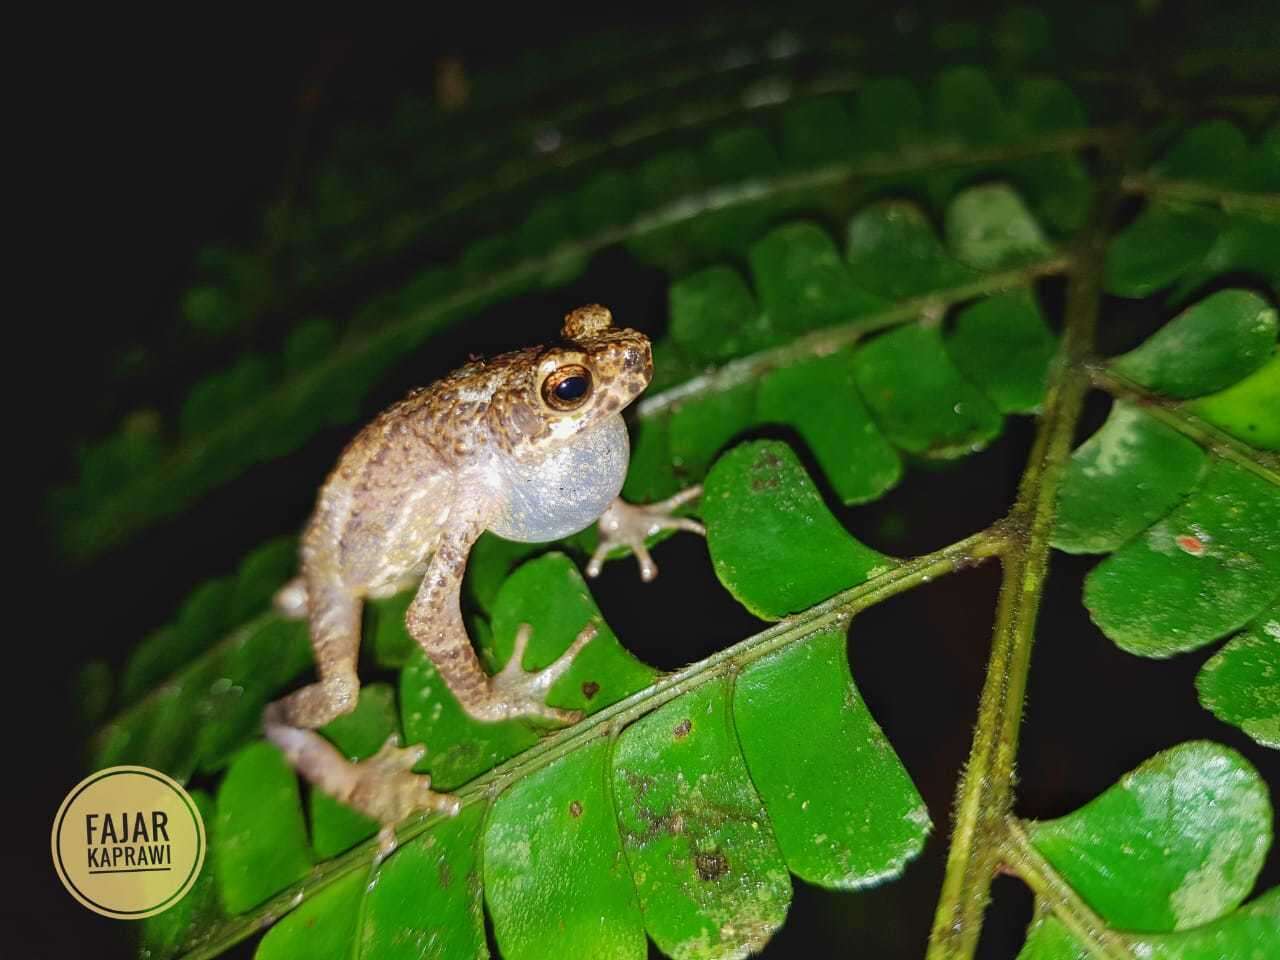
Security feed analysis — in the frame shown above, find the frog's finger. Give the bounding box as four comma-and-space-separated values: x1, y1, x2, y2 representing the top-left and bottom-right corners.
585, 541, 612, 578
652, 484, 704, 512
632, 540, 658, 582
658, 516, 706, 536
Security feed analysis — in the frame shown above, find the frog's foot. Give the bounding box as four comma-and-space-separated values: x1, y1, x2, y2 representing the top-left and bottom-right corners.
264, 716, 459, 857
586, 486, 706, 582
483, 622, 597, 724
345, 736, 461, 841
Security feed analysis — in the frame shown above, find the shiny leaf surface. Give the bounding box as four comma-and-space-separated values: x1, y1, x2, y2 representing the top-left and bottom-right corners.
1026, 741, 1272, 931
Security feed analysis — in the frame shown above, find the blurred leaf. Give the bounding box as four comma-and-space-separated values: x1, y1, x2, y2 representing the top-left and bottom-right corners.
781, 96, 856, 167
702, 125, 780, 181
1169, 214, 1280, 304
215, 742, 312, 914
141, 790, 221, 958
74, 660, 113, 729
845, 201, 980, 300
1153, 121, 1253, 189
1009, 76, 1085, 134
1104, 203, 1222, 298
283, 319, 338, 375
946, 183, 1053, 269
669, 265, 773, 364
848, 76, 926, 153
946, 289, 1057, 414
230, 536, 298, 623
1110, 290, 1277, 399
668, 381, 757, 477
931, 67, 1010, 146
749, 222, 886, 336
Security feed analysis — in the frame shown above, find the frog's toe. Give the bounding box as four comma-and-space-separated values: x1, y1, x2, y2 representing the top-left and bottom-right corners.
523, 701, 585, 726
341, 736, 459, 833
369, 735, 427, 771
488, 621, 597, 724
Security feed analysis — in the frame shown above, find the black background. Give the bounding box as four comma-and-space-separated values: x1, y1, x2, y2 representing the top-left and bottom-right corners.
25, 3, 1280, 958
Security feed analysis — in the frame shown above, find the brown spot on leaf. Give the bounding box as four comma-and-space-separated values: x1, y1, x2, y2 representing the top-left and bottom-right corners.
695, 850, 729, 881
569, 800, 583, 818
1176, 533, 1206, 556
438, 861, 453, 888
749, 449, 784, 492
673, 718, 692, 739
581, 680, 600, 699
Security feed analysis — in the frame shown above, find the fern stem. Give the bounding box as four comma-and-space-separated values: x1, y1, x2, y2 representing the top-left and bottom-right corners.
999, 819, 1134, 960
926, 180, 1113, 960
176, 527, 1007, 960
1122, 174, 1280, 217
1089, 365, 1280, 483
638, 255, 1074, 418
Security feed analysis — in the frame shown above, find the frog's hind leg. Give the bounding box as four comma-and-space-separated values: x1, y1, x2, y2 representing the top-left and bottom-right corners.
405, 519, 593, 725
268, 578, 363, 726
263, 578, 458, 839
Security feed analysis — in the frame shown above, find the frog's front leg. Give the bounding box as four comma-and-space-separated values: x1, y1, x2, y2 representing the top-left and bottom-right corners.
586, 485, 706, 581
405, 518, 594, 725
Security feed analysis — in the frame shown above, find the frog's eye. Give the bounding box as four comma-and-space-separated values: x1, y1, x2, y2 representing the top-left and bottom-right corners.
541, 364, 593, 411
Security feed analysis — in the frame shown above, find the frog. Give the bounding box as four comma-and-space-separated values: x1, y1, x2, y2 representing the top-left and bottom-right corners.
264, 304, 704, 842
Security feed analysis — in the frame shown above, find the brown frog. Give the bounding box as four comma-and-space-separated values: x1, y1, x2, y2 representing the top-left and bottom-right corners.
264, 305, 703, 841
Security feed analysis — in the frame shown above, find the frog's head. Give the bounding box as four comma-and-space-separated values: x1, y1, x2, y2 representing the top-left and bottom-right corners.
544, 303, 653, 420
483, 305, 650, 539
488, 304, 652, 460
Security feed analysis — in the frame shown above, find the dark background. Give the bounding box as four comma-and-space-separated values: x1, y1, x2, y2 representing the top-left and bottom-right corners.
26, 3, 1279, 958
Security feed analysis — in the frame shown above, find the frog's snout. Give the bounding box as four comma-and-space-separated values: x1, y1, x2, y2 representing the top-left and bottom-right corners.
612, 335, 654, 390
622, 338, 651, 375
